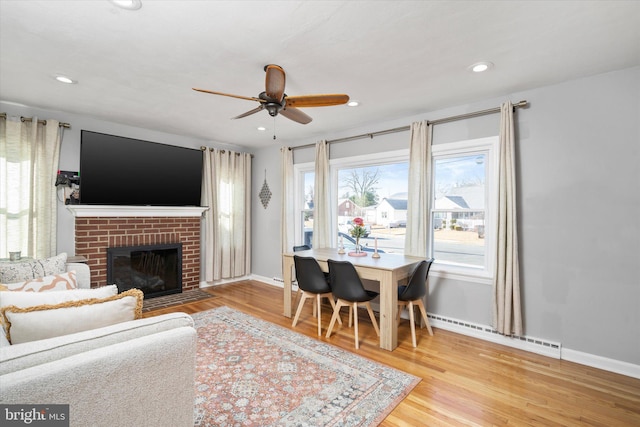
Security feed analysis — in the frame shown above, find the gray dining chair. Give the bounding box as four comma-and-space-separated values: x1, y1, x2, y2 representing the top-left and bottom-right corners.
292, 255, 341, 336
325, 259, 379, 349
397, 258, 434, 347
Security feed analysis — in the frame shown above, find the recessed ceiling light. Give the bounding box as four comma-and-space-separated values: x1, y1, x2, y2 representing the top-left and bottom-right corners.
257, 126, 266, 131
55, 75, 76, 84
347, 100, 360, 107
469, 62, 494, 73
109, 0, 142, 10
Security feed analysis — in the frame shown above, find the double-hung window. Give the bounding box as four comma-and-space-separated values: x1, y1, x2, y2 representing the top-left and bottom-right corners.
430, 136, 498, 278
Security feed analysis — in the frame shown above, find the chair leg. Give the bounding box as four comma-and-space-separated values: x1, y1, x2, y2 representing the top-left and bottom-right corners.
326, 299, 347, 339
408, 301, 417, 347
352, 302, 360, 349
316, 293, 322, 336
292, 292, 311, 328
397, 301, 406, 326
365, 302, 380, 337
293, 286, 301, 315
416, 299, 433, 336
326, 295, 343, 325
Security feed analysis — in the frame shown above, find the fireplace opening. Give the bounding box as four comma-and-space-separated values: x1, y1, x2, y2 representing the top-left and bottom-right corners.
107, 243, 182, 299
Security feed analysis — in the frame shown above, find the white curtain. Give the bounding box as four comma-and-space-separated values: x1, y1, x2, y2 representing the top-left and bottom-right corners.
405, 121, 433, 257
280, 146, 294, 254
0, 116, 62, 259
312, 140, 332, 248
493, 101, 523, 336
202, 148, 251, 281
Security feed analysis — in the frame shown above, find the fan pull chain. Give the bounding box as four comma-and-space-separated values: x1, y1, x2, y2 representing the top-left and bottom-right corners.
273, 116, 277, 140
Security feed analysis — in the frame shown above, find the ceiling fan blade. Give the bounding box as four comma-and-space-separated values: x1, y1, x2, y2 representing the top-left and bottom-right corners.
285, 93, 349, 108
232, 105, 264, 120
265, 64, 286, 102
192, 88, 265, 103
280, 106, 312, 125
284, 94, 350, 108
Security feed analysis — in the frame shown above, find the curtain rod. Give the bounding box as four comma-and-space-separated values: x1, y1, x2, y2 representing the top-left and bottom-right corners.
0, 113, 71, 128
200, 146, 254, 157
290, 100, 528, 150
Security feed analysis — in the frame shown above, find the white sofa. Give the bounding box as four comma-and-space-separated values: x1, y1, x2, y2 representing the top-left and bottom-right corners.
66, 261, 91, 290
0, 260, 197, 427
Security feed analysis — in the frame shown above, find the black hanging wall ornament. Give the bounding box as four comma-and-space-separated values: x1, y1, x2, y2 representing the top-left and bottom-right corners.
259, 169, 272, 209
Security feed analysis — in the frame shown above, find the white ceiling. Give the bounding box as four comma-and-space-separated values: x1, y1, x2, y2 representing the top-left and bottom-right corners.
1, 1, 639, 149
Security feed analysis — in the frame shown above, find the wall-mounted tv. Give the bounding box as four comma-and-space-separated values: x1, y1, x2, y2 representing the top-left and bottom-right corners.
80, 130, 202, 206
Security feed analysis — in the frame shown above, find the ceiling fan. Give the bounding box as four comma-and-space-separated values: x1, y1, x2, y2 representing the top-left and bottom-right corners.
193, 64, 350, 125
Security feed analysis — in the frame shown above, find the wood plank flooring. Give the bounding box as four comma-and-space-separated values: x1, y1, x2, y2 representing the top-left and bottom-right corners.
144, 280, 640, 426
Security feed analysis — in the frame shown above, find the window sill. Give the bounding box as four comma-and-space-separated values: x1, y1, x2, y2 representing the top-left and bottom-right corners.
429, 265, 493, 285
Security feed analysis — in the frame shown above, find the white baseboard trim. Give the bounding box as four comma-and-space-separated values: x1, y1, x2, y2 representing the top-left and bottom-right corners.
199, 275, 253, 288
561, 348, 640, 379
244, 276, 640, 379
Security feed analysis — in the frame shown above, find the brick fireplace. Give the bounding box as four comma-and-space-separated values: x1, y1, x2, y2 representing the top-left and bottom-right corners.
67, 206, 206, 291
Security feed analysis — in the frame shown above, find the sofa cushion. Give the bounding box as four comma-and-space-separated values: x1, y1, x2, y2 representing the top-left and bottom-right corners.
1, 270, 77, 292
0, 285, 119, 345
0, 312, 194, 376
0, 253, 67, 283
1, 288, 143, 344
0, 285, 118, 311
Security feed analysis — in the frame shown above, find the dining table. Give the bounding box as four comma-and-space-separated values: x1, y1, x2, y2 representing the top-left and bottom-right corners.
282, 247, 425, 351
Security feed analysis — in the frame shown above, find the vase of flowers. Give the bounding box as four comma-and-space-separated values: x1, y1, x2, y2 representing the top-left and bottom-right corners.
348, 217, 368, 257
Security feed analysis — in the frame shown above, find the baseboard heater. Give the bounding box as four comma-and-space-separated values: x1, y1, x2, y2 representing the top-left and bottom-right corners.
426, 313, 562, 359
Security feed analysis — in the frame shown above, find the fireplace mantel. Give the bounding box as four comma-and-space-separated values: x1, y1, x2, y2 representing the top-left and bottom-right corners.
67, 205, 208, 218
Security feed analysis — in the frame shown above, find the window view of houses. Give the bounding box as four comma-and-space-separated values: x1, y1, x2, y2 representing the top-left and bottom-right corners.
299, 150, 488, 269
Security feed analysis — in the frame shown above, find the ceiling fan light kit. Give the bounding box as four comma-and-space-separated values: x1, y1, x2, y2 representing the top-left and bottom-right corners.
193, 64, 349, 127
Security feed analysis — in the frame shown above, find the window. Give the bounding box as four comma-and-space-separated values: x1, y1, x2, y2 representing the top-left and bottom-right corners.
296, 170, 316, 247
431, 136, 498, 276
293, 137, 497, 279
335, 157, 408, 254
294, 151, 409, 253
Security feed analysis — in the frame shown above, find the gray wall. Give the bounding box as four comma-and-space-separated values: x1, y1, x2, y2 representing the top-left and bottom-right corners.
251, 66, 640, 365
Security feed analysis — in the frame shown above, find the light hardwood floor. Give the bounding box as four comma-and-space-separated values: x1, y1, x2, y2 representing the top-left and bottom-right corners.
145, 280, 640, 426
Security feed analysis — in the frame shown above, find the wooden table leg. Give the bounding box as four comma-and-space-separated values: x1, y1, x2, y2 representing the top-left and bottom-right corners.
378, 270, 398, 351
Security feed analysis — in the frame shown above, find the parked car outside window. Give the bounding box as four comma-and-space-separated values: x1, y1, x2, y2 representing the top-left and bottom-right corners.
338, 232, 383, 253
387, 219, 406, 228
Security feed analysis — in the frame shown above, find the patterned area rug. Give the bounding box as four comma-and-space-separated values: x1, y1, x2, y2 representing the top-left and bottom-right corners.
192, 306, 420, 427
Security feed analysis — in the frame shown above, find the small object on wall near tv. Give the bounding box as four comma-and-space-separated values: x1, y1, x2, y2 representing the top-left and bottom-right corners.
80, 130, 203, 206
55, 170, 80, 205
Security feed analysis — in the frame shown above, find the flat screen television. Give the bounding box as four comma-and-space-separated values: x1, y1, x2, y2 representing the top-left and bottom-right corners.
80, 130, 202, 206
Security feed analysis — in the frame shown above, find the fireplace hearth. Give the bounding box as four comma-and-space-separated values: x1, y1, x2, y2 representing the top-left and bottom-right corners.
107, 243, 182, 299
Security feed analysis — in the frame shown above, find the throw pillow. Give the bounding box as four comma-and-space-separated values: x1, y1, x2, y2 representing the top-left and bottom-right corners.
0, 253, 68, 283
0, 285, 118, 311
1, 288, 143, 345
1, 271, 77, 292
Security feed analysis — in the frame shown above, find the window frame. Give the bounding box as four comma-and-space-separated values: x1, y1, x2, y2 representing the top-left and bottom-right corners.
292, 138, 498, 284
330, 149, 409, 247
429, 136, 499, 283
293, 163, 315, 247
